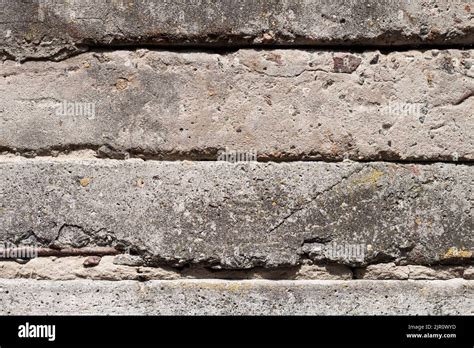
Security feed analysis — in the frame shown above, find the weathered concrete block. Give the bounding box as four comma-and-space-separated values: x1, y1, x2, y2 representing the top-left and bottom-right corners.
0, 158, 472, 268
1, 49, 473, 161
0, 0, 473, 61
0, 279, 471, 315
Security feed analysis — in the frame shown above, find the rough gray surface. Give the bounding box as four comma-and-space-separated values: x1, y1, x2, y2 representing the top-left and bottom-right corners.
0, 0, 472, 316
0, 0, 473, 61
1, 49, 473, 161
0, 158, 472, 268
0, 279, 471, 315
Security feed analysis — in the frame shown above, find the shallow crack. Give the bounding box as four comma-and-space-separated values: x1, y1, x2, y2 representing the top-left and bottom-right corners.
0, 145, 472, 164
267, 165, 368, 235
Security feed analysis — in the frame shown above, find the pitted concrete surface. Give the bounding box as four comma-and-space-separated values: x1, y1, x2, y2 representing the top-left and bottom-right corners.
0, 0, 473, 317
1, 49, 473, 161
1, 0, 473, 60
0, 158, 471, 269
0, 279, 471, 315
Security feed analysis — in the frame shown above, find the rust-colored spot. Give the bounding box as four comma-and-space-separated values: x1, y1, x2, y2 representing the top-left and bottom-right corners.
80, 177, 90, 187
333, 55, 362, 73
266, 53, 283, 66
115, 78, 129, 91
426, 28, 440, 41
83, 256, 101, 268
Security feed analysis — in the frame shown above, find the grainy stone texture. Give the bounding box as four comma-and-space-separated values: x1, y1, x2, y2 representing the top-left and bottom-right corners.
355, 262, 410, 280
354, 263, 466, 280
0, 279, 471, 315
408, 265, 465, 280
464, 267, 474, 279
0, 256, 180, 281
3, 257, 471, 280
0, 158, 472, 269
0, 0, 473, 317
1, 49, 473, 161
0, 0, 473, 61
0, 257, 352, 280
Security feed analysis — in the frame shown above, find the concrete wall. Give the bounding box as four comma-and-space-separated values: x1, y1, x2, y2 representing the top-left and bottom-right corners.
0, 0, 472, 315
